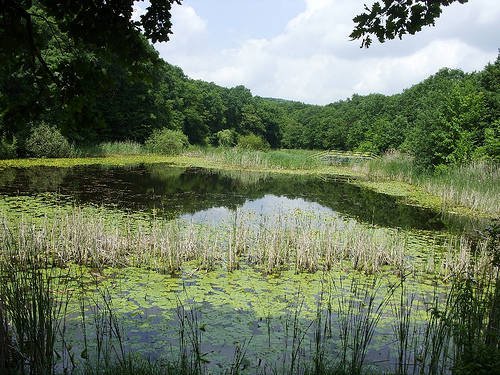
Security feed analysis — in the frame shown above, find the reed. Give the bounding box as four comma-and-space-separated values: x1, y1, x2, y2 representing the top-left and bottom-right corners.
336, 277, 396, 375
0, 225, 71, 374
185, 147, 324, 170
0, 257, 498, 374
360, 152, 500, 216
0, 208, 408, 275
1, 209, 498, 374
391, 275, 417, 375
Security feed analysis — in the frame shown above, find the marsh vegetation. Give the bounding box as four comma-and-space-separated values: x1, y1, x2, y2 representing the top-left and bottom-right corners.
358, 152, 499, 217
0, 161, 498, 374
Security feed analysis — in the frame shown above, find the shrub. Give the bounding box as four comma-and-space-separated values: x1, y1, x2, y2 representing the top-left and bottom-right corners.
145, 128, 189, 155
237, 134, 270, 151
356, 140, 377, 154
25, 122, 74, 158
216, 129, 237, 147
0, 135, 17, 159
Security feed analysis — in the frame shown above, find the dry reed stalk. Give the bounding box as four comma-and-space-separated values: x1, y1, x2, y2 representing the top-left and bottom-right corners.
1, 208, 412, 274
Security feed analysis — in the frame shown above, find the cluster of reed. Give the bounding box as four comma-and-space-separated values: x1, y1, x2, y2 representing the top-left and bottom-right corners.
359, 152, 500, 216
1, 227, 498, 374
0, 209, 408, 275
0, 245, 69, 374
421, 161, 499, 215
185, 147, 324, 170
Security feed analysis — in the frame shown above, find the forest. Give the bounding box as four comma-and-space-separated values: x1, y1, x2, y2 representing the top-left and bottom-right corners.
1, 4, 498, 170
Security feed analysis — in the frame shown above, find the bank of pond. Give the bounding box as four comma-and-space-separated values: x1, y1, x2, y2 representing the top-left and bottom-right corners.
0, 163, 498, 374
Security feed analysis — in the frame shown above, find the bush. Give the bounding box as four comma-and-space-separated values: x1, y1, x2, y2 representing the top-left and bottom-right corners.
145, 128, 189, 155
0, 135, 17, 159
237, 134, 270, 151
25, 123, 75, 158
216, 129, 237, 147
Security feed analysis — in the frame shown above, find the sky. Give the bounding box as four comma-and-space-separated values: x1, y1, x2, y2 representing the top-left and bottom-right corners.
142, 0, 499, 105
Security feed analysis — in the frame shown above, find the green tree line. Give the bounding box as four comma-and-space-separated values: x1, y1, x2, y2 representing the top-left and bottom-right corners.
1, 4, 498, 169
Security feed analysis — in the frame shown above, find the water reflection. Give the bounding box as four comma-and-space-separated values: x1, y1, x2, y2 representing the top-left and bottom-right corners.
182, 194, 338, 226
0, 163, 461, 231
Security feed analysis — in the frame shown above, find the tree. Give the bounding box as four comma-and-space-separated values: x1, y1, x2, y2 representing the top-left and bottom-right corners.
350, 0, 468, 47
0, 2, 189, 147
1, 0, 181, 78
223, 85, 253, 130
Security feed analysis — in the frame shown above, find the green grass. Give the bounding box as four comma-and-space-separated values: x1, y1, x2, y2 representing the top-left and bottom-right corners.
79, 141, 146, 156
76, 143, 324, 170
0, 147, 357, 178
185, 147, 325, 170
359, 152, 500, 217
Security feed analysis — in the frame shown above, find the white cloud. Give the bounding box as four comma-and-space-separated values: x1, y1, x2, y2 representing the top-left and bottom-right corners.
352, 39, 494, 94
155, 4, 207, 60
156, 0, 499, 104
171, 5, 207, 36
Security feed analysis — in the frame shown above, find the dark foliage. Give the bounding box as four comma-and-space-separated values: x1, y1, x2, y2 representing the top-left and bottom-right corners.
350, 0, 469, 47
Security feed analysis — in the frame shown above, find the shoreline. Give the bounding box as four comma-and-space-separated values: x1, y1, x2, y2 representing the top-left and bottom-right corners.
0, 154, 496, 219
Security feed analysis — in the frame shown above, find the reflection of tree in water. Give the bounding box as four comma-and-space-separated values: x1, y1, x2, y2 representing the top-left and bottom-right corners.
0, 168, 16, 189
26, 168, 70, 192
213, 169, 270, 186
145, 165, 185, 182
0, 164, 472, 231
0, 167, 69, 193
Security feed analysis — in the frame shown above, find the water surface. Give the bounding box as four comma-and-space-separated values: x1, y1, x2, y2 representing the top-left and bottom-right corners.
0, 163, 472, 373
0, 163, 453, 230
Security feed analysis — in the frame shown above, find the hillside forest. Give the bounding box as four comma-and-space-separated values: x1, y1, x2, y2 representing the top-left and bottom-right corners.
1, 4, 499, 170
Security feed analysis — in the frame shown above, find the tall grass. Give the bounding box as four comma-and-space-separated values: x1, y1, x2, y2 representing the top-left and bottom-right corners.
185, 147, 325, 170
0, 250, 498, 374
0, 205, 498, 373
0, 224, 70, 374
1, 205, 491, 278
336, 278, 396, 375
360, 151, 500, 216
391, 275, 416, 375
0, 208, 408, 275
79, 141, 146, 157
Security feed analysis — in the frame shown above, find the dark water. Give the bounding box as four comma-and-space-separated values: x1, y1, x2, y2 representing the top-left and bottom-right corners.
0, 163, 462, 231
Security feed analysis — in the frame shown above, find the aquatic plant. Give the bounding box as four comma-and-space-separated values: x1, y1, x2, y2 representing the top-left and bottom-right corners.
0, 228, 70, 374
185, 147, 325, 171
0, 198, 498, 374
336, 277, 396, 375
0, 252, 498, 374
360, 152, 500, 216
0, 207, 410, 275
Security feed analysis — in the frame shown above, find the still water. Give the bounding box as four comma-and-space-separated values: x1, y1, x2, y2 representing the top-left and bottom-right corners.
0, 163, 453, 230
0, 163, 468, 373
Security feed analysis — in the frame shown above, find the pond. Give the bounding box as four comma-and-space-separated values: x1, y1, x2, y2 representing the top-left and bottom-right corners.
0, 163, 481, 374
0, 163, 462, 231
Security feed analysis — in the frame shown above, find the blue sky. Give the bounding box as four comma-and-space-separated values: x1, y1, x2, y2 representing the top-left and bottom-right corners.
141, 0, 500, 105
174, 0, 305, 49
